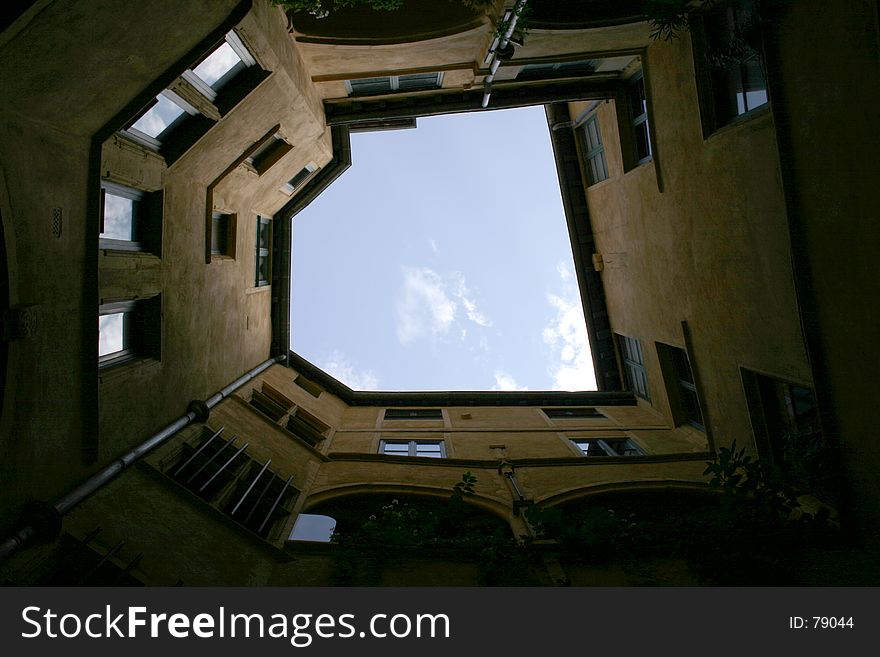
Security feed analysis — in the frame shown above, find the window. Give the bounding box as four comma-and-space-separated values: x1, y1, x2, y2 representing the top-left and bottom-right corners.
741, 369, 823, 471
182, 31, 256, 101
293, 374, 323, 398
211, 212, 235, 257
99, 297, 161, 367
543, 407, 604, 419
617, 334, 650, 401
571, 438, 643, 457
169, 427, 297, 540
384, 408, 443, 420
286, 407, 330, 447
289, 514, 336, 543
346, 72, 443, 96
99, 309, 129, 364
246, 134, 292, 175
99, 180, 162, 253
694, 0, 769, 133
255, 216, 271, 287
380, 440, 446, 458
627, 74, 652, 164
120, 30, 264, 157
517, 59, 599, 81
657, 343, 704, 430
281, 162, 318, 195
248, 381, 293, 421
577, 114, 608, 185
125, 90, 199, 149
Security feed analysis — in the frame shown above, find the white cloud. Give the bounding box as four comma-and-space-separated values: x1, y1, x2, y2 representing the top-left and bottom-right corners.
451, 274, 492, 328
429, 239, 439, 254
542, 264, 597, 391
556, 261, 573, 281
396, 267, 457, 344
321, 350, 380, 390
492, 370, 528, 391
395, 268, 492, 345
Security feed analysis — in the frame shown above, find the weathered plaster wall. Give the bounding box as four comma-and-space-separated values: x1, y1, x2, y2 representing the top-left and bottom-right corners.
569, 33, 811, 451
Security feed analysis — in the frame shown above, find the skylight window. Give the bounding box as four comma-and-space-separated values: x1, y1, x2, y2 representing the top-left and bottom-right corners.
347, 72, 443, 96
193, 42, 242, 87
291, 106, 596, 392
128, 91, 195, 142
99, 312, 126, 359
101, 190, 136, 242
185, 32, 255, 98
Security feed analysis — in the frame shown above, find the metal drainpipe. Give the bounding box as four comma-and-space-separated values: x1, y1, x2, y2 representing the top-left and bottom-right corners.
0, 353, 285, 560
482, 0, 528, 108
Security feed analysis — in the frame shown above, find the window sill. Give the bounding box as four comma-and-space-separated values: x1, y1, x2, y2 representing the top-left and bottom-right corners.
585, 176, 615, 192
210, 254, 236, 263
100, 247, 160, 260
98, 356, 161, 384
622, 157, 654, 177
703, 104, 772, 143
247, 285, 271, 295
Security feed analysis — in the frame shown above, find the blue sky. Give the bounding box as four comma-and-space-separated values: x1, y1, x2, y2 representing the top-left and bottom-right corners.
290, 105, 596, 392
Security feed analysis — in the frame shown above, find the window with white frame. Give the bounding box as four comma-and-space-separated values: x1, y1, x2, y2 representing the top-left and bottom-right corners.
125, 90, 200, 149
346, 72, 443, 96
121, 30, 261, 154
384, 408, 443, 420
571, 438, 643, 457
281, 162, 318, 195
380, 440, 446, 458
627, 73, 652, 165
182, 31, 256, 101
100, 180, 162, 253
578, 114, 608, 186
255, 216, 271, 287
617, 333, 650, 401
543, 407, 604, 420
99, 297, 161, 367
657, 343, 705, 431
693, 0, 769, 135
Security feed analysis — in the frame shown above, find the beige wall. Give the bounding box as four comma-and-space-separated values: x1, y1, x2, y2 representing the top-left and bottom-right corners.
0, 0, 247, 523
569, 33, 812, 452
0, 362, 708, 584
0, 0, 331, 528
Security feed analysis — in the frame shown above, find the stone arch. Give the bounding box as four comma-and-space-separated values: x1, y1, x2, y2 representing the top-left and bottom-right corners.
535, 479, 712, 509
302, 482, 514, 527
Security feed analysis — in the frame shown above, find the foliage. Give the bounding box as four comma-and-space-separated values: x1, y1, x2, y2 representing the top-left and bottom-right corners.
526, 504, 630, 561
525, 443, 837, 585
272, 0, 493, 20
330, 472, 538, 586
703, 440, 799, 518
780, 428, 840, 504
493, 1, 532, 41
643, 0, 704, 41
643, 0, 778, 53
271, 0, 402, 19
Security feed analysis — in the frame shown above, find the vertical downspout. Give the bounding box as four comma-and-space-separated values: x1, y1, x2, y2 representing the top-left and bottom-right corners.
482, 0, 528, 108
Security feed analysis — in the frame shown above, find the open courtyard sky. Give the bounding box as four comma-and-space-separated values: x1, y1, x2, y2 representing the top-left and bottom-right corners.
290, 105, 596, 392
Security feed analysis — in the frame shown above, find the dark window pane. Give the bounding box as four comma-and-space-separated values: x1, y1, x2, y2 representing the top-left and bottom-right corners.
634, 121, 651, 162
385, 408, 443, 419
